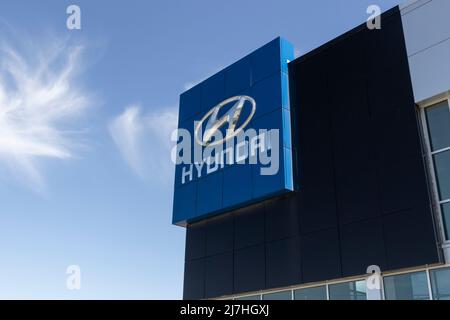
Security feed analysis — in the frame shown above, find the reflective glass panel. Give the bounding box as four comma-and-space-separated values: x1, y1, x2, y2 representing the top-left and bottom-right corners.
294, 286, 327, 300
235, 295, 261, 300
426, 101, 450, 151
384, 271, 429, 300
262, 290, 292, 300
329, 281, 366, 300
434, 150, 450, 200
430, 267, 450, 300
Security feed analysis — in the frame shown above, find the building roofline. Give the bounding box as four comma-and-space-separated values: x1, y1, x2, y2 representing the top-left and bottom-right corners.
290, 6, 399, 65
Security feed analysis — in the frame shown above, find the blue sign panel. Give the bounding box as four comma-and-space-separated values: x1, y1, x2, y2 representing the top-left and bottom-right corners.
173, 37, 295, 226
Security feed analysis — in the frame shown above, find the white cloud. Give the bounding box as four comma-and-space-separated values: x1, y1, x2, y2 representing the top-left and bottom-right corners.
183, 81, 199, 92
109, 105, 178, 186
0, 35, 92, 191
183, 65, 224, 91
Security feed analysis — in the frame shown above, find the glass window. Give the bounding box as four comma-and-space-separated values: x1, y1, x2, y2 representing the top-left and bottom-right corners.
434, 150, 450, 200
426, 100, 450, 151
430, 267, 450, 300
262, 290, 292, 300
294, 286, 327, 300
235, 295, 261, 300
424, 100, 450, 241
384, 271, 430, 300
329, 281, 366, 300
442, 203, 450, 239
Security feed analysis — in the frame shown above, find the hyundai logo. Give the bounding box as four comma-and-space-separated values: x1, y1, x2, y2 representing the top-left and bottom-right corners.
194, 95, 256, 147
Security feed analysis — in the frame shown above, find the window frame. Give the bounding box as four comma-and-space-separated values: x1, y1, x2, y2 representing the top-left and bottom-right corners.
419, 93, 450, 243
328, 279, 367, 301
226, 265, 450, 300
429, 266, 450, 300
383, 270, 431, 300
293, 285, 327, 300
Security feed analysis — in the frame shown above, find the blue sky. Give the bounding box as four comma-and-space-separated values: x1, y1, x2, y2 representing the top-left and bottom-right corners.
0, 0, 401, 299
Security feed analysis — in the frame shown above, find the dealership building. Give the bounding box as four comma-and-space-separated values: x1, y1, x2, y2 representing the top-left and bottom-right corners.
173, 0, 450, 300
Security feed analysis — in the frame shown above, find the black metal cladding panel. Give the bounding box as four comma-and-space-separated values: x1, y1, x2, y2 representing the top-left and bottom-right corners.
340, 218, 387, 277
290, 6, 439, 282
301, 228, 341, 283
205, 252, 233, 298
234, 244, 266, 294
365, 16, 414, 113
185, 222, 207, 261
383, 206, 440, 270
373, 105, 423, 167
234, 203, 265, 250
266, 236, 301, 288
378, 156, 430, 215
183, 7, 441, 300
183, 259, 205, 300
335, 169, 380, 224
265, 195, 300, 242
205, 214, 234, 257
294, 62, 335, 191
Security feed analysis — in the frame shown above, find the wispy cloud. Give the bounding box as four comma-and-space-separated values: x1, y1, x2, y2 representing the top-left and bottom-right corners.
109, 105, 178, 186
183, 65, 224, 91
0, 34, 92, 191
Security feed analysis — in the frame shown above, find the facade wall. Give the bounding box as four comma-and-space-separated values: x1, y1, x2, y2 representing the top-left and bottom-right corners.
183, 6, 443, 300
401, 0, 450, 103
